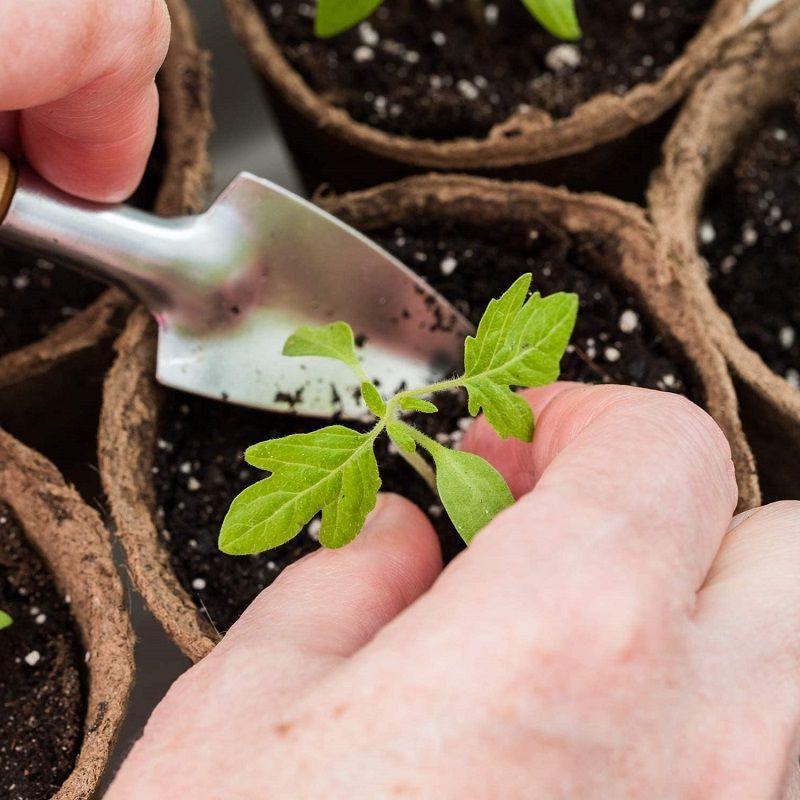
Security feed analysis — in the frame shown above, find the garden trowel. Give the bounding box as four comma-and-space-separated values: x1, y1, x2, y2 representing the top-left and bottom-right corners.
0, 155, 472, 419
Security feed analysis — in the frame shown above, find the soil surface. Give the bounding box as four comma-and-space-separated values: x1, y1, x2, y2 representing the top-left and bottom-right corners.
0, 503, 86, 800
0, 136, 164, 359
156, 214, 694, 634
261, 0, 712, 140
701, 92, 800, 387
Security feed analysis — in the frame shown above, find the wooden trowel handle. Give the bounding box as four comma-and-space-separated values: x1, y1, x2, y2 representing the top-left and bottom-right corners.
0, 153, 17, 222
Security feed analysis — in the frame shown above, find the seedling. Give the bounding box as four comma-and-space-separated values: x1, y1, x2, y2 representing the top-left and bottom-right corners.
220, 274, 577, 555
0, 611, 12, 630
315, 0, 581, 41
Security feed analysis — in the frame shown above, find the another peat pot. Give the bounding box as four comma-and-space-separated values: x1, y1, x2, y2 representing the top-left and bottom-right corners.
221, 0, 747, 196
0, 428, 133, 800
649, 0, 800, 501
99, 175, 757, 661
0, 0, 212, 458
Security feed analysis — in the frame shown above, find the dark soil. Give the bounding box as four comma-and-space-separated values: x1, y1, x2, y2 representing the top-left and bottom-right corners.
156, 213, 694, 634
700, 92, 800, 388
260, 0, 712, 140
0, 135, 164, 359
0, 503, 86, 800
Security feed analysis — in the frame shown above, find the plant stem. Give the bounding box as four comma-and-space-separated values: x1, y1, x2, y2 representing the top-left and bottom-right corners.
397, 376, 464, 401
395, 445, 437, 493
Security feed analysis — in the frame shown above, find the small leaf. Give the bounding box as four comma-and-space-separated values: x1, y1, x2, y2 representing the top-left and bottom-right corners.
315, 0, 383, 37
399, 397, 438, 414
428, 446, 514, 544
361, 382, 386, 417
0, 610, 12, 630
521, 0, 581, 40
222, 425, 380, 554
283, 321, 364, 377
463, 276, 578, 441
387, 422, 416, 454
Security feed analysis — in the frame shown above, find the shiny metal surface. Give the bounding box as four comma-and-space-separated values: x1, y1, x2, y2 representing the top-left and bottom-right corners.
0, 169, 472, 418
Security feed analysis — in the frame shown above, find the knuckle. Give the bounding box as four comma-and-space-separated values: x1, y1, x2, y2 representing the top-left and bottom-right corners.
636, 390, 737, 502
504, 567, 675, 685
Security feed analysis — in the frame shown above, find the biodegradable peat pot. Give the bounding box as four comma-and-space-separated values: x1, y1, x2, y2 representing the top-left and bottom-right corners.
648, 0, 800, 501
99, 174, 758, 661
0, 428, 133, 799
221, 0, 746, 196
0, 0, 212, 450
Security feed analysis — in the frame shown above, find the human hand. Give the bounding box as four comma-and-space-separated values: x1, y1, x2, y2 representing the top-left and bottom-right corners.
108, 384, 800, 799
0, 0, 170, 202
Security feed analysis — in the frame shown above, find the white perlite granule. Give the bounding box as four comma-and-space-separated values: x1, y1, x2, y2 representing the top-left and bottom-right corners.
779, 326, 795, 350
619, 309, 639, 334
440, 256, 458, 275
24, 650, 41, 666
353, 46, 374, 63
545, 44, 581, 72
457, 79, 479, 100
699, 221, 716, 244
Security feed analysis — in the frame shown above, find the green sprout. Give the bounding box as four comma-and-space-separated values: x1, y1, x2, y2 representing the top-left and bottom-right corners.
0, 610, 12, 630
219, 275, 577, 555
315, 0, 581, 41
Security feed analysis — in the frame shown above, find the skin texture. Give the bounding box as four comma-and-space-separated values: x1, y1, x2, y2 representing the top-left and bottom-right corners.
108, 384, 800, 799
0, 0, 170, 202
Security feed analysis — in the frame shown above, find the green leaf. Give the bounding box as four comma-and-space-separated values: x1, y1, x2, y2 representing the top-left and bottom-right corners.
283, 321, 364, 378
462, 275, 578, 441
319, 444, 381, 548
0, 610, 11, 630
387, 422, 416, 454
221, 425, 380, 554
361, 382, 386, 417
398, 397, 438, 414
315, 0, 383, 37
521, 0, 581, 40
428, 446, 514, 544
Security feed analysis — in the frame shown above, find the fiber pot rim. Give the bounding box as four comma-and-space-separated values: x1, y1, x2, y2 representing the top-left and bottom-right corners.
0, 0, 213, 397
647, 1, 800, 476
220, 0, 747, 171
0, 427, 134, 800
99, 173, 759, 663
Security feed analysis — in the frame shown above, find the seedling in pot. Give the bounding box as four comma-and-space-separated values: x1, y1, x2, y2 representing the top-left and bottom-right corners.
0, 610, 12, 630
315, 0, 581, 40
220, 274, 578, 554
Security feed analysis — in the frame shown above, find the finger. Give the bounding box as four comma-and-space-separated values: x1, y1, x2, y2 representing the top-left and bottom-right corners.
212, 494, 441, 692
696, 501, 800, 691
0, 0, 170, 201
391, 384, 739, 664
466, 384, 737, 595
461, 382, 579, 498
695, 502, 800, 796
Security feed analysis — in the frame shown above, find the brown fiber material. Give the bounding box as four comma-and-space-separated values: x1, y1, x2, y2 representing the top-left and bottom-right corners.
648, 1, 800, 500
0, 427, 134, 799
0, 0, 212, 403
220, 0, 745, 176
99, 174, 758, 661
